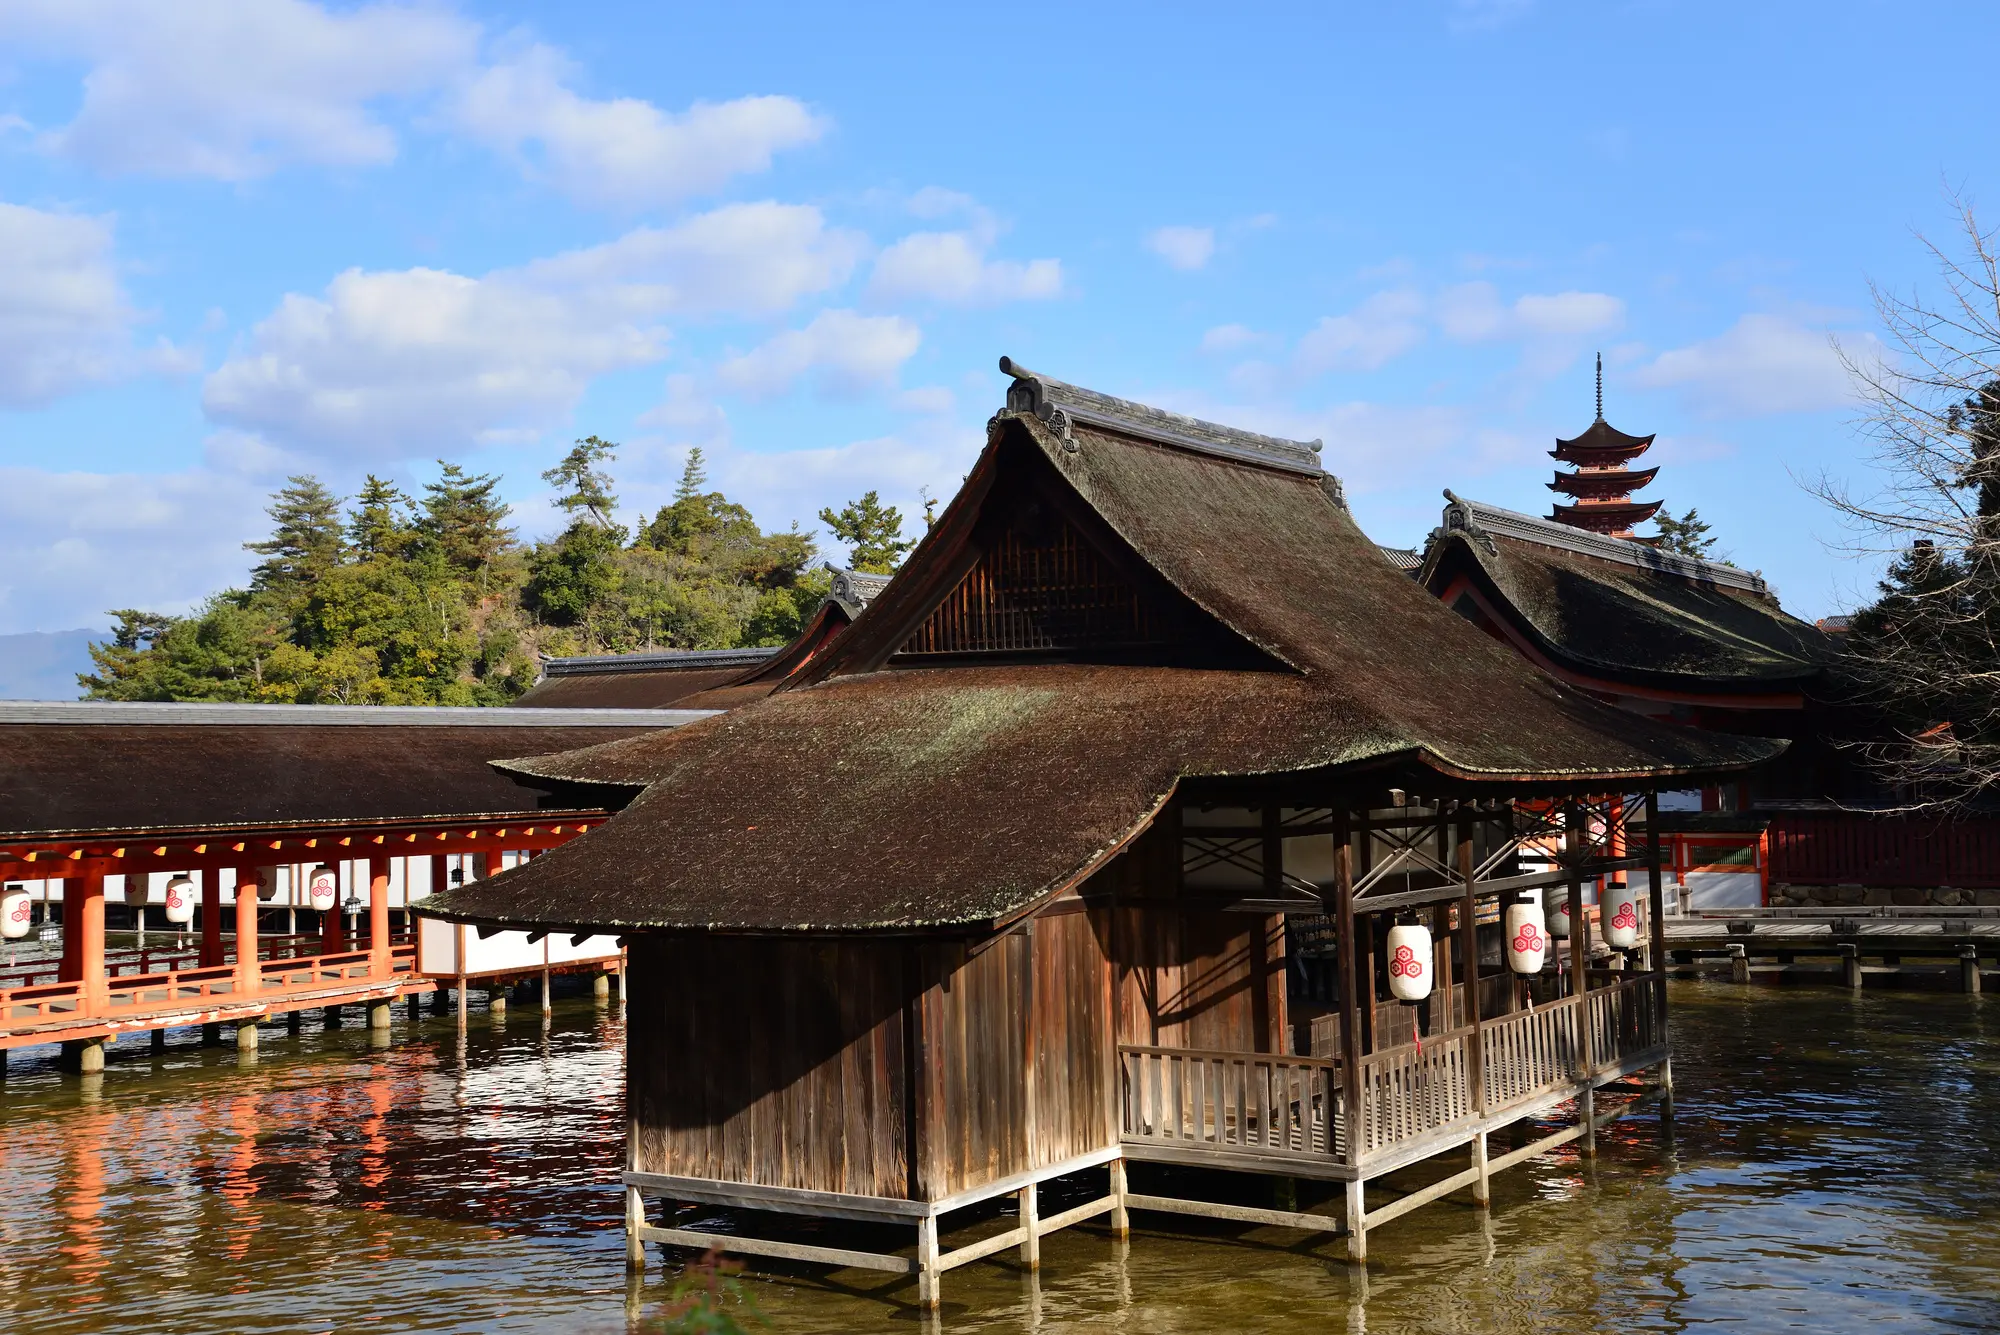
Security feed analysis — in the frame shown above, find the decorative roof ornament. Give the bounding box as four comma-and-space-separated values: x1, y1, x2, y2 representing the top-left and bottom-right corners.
1547, 353, 1663, 538
997, 356, 1327, 478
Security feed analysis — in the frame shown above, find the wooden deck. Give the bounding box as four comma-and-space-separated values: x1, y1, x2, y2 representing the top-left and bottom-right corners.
1118, 974, 1665, 1181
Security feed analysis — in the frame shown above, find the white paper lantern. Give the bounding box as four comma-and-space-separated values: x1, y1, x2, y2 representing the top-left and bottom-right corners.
163, 874, 197, 925
1505, 897, 1548, 975
1543, 885, 1573, 939
1601, 881, 1642, 949
250, 866, 278, 901
308, 864, 338, 912
2, 885, 30, 940
1386, 922, 1434, 1003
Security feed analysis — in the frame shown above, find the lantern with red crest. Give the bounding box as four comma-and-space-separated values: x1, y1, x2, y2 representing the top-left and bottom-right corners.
1505, 895, 1548, 975
1386, 921, 1433, 1003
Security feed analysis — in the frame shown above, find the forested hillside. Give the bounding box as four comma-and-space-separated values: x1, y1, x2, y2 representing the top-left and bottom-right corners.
80, 439, 910, 705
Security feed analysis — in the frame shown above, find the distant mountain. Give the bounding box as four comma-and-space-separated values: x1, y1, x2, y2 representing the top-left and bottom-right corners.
0, 629, 103, 700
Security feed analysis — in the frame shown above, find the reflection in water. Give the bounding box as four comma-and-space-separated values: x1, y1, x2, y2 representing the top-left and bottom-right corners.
2, 984, 1999, 1333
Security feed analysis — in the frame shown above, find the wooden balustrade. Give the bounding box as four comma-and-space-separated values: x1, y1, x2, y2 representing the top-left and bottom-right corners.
0, 980, 84, 1025
1357, 1029, 1476, 1153
1119, 1045, 1341, 1160
1480, 997, 1583, 1111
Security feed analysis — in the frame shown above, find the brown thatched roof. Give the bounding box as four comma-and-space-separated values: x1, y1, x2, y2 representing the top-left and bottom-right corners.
422, 363, 1781, 935
0, 703, 692, 841
1421, 494, 1832, 691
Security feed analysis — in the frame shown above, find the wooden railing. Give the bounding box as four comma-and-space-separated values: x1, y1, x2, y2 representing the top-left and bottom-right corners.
1357, 1029, 1476, 1153
1119, 1045, 1342, 1160
0, 929, 413, 991
2, 943, 417, 1035
1121, 975, 1670, 1169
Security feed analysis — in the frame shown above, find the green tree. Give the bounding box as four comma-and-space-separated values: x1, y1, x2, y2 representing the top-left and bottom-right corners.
417, 462, 515, 576
347, 474, 417, 560
543, 435, 621, 527
525, 520, 627, 633
1653, 508, 1718, 559
818, 490, 913, 573
246, 475, 345, 592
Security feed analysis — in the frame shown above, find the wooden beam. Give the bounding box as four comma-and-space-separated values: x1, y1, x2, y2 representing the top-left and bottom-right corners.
637, 1225, 916, 1275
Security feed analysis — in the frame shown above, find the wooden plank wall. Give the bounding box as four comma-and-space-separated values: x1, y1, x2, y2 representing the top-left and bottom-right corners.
917, 933, 1030, 1198
1102, 822, 1289, 1053
629, 935, 915, 1198
1030, 906, 1117, 1169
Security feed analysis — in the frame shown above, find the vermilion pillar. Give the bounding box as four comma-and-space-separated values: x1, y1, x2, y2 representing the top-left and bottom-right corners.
368, 855, 391, 976
201, 869, 224, 968
57, 868, 108, 1011
235, 867, 262, 996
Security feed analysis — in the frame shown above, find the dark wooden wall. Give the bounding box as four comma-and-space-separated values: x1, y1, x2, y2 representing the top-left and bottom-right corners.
628, 935, 916, 1198
1097, 822, 1289, 1052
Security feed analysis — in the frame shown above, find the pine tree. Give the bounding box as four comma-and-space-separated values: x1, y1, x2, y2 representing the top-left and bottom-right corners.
640, 447, 721, 556
347, 475, 416, 560
543, 435, 621, 528
417, 462, 515, 575
1653, 508, 1718, 559
819, 490, 914, 573
246, 475, 345, 591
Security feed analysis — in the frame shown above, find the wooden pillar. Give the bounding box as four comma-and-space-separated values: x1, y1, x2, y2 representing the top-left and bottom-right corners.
1334, 807, 1366, 1262
1565, 803, 1593, 1158
916, 1213, 941, 1309
58, 868, 109, 1013
1109, 1157, 1130, 1239
368, 855, 391, 977
1645, 793, 1668, 1040
1457, 813, 1487, 1138
201, 868, 224, 968
1962, 946, 1982, 995
1019, 1181, 1040, 1269
624, 1184, 646, 1273
235, 866, 262, 998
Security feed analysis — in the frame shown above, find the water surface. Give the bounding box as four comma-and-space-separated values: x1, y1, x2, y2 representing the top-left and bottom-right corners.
2, 982, 1996, 1332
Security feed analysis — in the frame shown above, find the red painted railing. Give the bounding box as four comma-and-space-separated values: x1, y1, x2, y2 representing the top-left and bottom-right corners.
1, 943, 417, 1038
1768, 813, 2000, 889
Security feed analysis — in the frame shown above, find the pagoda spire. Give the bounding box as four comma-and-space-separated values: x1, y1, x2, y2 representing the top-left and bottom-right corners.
1547, 354, 1662, 539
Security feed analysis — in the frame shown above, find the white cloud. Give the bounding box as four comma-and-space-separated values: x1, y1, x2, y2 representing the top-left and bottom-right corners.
716, 310, 921, 400
448, 43, 824, 209
0, 465, 266, 633
1293, 290, 1427, 375
866, 231, 1062, 306
0, 201, 191, 406
1145, 225, 1215, 272
0, 0, 474, 178
204, 202, 863, 460
1437, 282, 1624, 343
1200, 323, 1263, 355
1634, 314, 1854, 416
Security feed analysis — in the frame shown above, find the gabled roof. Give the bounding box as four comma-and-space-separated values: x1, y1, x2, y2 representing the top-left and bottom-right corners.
1420, 494, 1832, 691
0, 703, 701, 841
421, 362, 1780, 936
1552, 418, 1655, 461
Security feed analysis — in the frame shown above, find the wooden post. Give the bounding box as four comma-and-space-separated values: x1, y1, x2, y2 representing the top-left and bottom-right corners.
541, 966, 552, 1015
1472, 1131, 1491, 1208
1962, 946, 1982, 995
1334, 807, 1366, 1262
1109, 1158, 1130, 1239
1457, 813, 1484, 1116
201, 868, 224, 968
1566, 803, 1593, 1158
1645, 793, 1668, 1040
624, 1184, 646, 1273
1728, 943, 1749, 984
917, 1213, 941, 1309
235, 866, 262, 999
1019, 1182, 1041, 1269
58, 868, 109, 1014
1840, 942, 1862, 990
368, 855, 391, 978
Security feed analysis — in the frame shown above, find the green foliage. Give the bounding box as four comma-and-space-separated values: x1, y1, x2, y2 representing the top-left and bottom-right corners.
1653, 507, 1718, 559
246, 475, 346, 594
82, 444, 843, 703
818, 489, 913, 573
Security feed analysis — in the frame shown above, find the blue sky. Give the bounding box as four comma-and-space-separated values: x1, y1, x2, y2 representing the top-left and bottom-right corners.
0, 0, 1994, 635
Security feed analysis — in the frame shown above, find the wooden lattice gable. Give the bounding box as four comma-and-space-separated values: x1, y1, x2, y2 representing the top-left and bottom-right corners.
895, 481, 1194, 662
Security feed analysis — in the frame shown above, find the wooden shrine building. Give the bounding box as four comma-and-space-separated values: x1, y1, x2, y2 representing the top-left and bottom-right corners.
422, 359, 1781, 1306
0, 703, 701, 1066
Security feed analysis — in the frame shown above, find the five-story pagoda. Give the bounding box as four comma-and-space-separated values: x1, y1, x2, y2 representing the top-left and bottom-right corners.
1548, 353, 1662, 538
